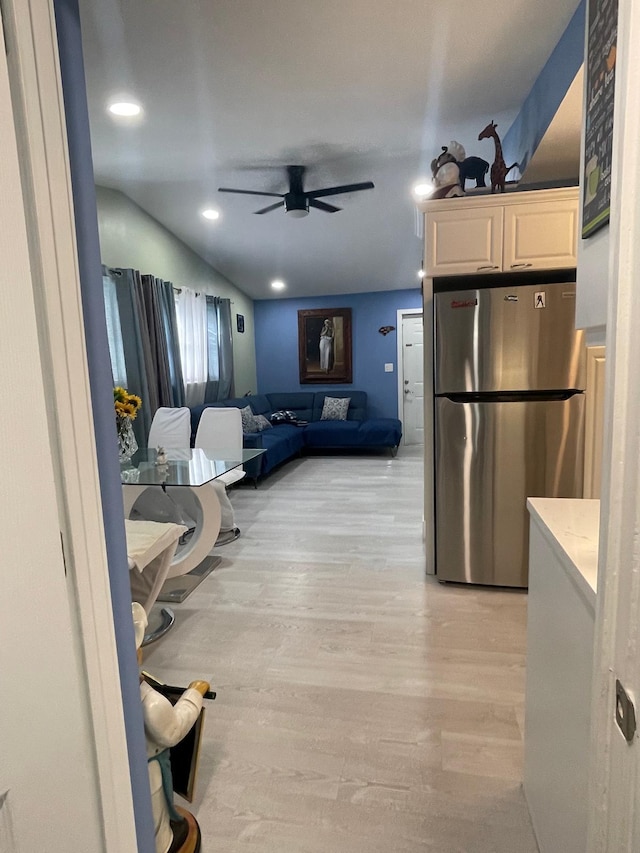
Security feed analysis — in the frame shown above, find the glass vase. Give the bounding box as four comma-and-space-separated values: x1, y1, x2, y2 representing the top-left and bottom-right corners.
117, 417, 138, 464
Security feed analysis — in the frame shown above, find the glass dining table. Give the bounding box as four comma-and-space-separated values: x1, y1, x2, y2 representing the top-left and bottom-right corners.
121, 447, 264, 641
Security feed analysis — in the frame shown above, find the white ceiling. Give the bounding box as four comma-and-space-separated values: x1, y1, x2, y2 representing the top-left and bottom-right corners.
78, 0, 581, 300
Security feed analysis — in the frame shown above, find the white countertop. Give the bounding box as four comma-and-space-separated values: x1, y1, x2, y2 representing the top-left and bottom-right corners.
527, 498, 599, 607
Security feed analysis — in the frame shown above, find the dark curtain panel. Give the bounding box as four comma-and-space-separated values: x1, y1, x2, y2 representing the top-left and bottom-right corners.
157, 279, 185, 408
109, 267, 154, 446
140, 275, 185, 410
205, 296, 234, 401
106, 268, 186, 446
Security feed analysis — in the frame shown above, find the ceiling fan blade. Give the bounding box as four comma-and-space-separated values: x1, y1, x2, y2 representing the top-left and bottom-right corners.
254, 201, 285, 215
308, 199, 342, 213
306, 181, 375, 199
218, 188, 284, 198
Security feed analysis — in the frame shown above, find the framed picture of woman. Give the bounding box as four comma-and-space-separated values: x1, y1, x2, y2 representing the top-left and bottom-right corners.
297, 307, 352, 383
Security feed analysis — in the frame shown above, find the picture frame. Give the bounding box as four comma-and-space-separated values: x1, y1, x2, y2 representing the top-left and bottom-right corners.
581, 0, 618, 238
236, 313, 245, 333
298, 307, 352, 384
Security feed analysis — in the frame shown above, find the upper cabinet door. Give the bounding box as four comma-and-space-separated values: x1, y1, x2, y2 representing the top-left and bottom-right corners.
426, 206, 504, 276
503, 200, 578, 271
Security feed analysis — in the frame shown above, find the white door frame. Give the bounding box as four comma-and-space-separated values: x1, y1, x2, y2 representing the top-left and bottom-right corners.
3, 1, 137, 849
396, 307, 424, 444
587, 0, 640, 848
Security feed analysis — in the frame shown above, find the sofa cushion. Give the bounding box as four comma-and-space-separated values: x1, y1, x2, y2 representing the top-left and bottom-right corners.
303, 420, 362, 448
255, 424, 305, 472
320, 396, 351, 421
357, 418, 403, 447
312, 390, 366, 421
266, 392, 315, 422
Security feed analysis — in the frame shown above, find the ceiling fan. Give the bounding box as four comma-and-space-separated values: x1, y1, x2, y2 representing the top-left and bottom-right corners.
218, 164, 374, 217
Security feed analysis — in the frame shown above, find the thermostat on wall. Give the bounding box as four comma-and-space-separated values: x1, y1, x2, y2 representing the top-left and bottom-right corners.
384, 363, 394, 372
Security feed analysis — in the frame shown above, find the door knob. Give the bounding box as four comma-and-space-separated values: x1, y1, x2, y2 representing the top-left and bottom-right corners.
404, 389, 411, 395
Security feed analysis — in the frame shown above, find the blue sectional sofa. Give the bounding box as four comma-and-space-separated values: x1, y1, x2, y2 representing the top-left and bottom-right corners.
190, 391, 402, 481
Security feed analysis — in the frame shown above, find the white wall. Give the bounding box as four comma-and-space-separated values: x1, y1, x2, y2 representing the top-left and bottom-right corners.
96, 186, 257, 396
576, 224, 608, 342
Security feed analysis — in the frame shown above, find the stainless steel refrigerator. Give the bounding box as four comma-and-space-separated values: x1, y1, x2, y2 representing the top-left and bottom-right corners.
434, 280, 585, 587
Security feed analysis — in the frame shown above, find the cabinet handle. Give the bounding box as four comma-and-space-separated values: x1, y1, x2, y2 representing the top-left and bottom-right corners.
510, 262, 533, 269
476, 264, 499, 271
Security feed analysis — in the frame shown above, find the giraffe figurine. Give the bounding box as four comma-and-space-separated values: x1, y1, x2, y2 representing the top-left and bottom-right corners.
478, 121, 519, 193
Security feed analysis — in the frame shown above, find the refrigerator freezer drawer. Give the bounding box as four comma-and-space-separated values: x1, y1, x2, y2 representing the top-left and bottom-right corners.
434, 282, 585, 394
435, 394, 585, 587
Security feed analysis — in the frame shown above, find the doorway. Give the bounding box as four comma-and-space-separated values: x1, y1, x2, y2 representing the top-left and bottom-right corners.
397, 309, 424, 446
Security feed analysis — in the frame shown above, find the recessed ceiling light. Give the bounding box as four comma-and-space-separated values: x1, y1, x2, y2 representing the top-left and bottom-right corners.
108, 101, 142, 117
413, 182, 433, 199
202, 209, 220, 221
271, 279, 286, 291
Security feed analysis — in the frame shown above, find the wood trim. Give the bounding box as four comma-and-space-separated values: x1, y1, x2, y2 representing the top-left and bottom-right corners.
396, 307, 423, 446
587, 0, 640, 848
3, 2, 138, 849
583, 346, 606, 499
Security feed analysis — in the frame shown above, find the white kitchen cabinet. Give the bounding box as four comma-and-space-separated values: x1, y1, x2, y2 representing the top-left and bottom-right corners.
524, 498, 598, 853
422, 187, 579, 277
504, 199, 578, 271
425, 205, 503, 276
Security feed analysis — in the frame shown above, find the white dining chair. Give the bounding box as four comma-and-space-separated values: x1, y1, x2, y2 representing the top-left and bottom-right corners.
148, 406, 191, 449
129, 406, 198, 553
195, 407, 246, 487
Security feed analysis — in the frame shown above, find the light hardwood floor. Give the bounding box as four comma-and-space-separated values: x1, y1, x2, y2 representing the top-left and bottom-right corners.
144, 446, 538, 852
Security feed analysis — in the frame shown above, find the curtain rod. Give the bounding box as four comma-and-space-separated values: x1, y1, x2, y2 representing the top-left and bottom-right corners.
173, 285, 234, 303
108, 271, 233, 303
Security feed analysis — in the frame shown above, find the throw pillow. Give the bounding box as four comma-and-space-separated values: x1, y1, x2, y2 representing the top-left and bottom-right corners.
240, 405, 258, 433
321, 396, 350, 421
253, 413, 273, 431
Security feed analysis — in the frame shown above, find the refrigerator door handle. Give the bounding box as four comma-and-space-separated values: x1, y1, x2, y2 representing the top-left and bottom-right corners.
437, 389, 584, 404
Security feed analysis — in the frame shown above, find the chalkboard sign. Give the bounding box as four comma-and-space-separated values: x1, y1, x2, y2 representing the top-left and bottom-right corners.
582, 0, 618, 238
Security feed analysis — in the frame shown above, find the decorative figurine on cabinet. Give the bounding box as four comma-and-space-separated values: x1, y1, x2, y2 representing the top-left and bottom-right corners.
477, 121, 519, 193
133, 603, 210, 853
430, 142, 490, 197
430, 147, 464, 199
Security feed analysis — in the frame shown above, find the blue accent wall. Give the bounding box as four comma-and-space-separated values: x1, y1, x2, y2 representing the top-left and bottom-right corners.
54, 2, 155, 850
254, 289, 422, 418
503, 0, 586, 176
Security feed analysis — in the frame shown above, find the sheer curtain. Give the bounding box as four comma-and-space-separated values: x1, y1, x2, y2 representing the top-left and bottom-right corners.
174, 288, 208, 406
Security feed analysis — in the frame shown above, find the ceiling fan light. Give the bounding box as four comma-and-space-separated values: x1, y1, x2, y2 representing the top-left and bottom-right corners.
287, 208, 309, 218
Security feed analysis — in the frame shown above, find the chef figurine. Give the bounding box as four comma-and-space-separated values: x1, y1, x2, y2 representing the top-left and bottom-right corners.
132, 603, 209, 853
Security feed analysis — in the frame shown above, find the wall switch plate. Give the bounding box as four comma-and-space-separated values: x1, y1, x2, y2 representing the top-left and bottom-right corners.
384, 363, 393, 372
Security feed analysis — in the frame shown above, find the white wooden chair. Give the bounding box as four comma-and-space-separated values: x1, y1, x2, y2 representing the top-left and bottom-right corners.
195, 407, 246, 487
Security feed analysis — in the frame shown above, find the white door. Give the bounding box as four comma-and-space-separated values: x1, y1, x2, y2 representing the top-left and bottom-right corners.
587, 0, 640, 848
0, 4, 133, 849
400, 313, 424, 445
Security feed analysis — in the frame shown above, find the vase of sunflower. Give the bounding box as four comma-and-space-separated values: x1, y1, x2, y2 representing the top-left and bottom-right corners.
114, 386, 142, 464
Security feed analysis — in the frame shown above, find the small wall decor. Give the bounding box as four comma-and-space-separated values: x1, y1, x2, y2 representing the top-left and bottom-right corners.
378, 325, 395, 336
298, 307, 352, 383
478, 121, 519, 193
236, 313, 245, 333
